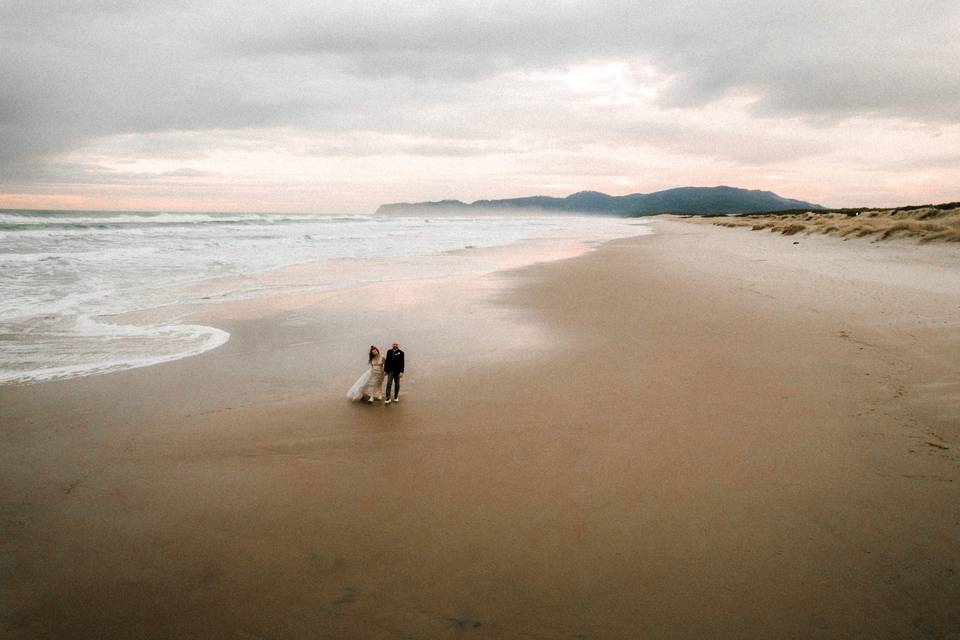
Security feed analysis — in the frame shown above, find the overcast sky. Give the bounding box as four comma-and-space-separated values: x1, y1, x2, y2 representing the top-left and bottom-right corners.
2, 0, 959, 212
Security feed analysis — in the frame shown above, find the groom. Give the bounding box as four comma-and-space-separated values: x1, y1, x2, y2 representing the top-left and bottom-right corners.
383, 341, 405, 405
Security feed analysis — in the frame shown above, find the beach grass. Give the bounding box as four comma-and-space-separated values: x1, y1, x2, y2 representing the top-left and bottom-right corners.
708, 202, 960, 242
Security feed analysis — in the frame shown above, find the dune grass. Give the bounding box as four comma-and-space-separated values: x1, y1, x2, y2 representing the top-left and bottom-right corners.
709, 204, 960, 243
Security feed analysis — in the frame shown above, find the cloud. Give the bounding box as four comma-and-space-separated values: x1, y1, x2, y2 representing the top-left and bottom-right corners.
1, 1, 959, 209
229, 1, 960, 120
864, 152, 960, 171
17, 162, 219, 186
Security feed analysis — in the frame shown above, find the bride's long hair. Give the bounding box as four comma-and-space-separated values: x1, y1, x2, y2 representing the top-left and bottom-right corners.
368, 345, 380, 364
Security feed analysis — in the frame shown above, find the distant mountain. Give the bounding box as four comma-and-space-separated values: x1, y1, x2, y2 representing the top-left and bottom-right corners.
377, 186, 824, 216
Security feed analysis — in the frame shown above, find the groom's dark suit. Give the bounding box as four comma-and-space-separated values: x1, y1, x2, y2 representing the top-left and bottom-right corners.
384, 347, 404, 400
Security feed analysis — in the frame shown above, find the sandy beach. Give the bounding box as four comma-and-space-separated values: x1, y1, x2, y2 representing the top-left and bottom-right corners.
2, 218, 958, 639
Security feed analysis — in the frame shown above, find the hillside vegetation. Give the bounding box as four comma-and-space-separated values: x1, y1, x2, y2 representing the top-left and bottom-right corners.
378, 186, 823, 216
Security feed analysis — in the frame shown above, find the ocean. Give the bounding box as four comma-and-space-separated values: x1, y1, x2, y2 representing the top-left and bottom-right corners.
0, 209, 647, 385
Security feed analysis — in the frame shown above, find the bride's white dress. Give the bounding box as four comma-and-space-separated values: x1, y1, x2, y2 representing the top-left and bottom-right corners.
346, 369, 371, 400
347, 360, 385, 401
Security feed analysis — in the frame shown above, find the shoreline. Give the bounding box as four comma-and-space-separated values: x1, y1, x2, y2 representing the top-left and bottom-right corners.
2, 218, 958, 638
2, 220, 650, 388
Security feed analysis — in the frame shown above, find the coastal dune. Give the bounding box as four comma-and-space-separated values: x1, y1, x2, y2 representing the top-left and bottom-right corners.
1, 219, 958, 638
709, 202, 960, 243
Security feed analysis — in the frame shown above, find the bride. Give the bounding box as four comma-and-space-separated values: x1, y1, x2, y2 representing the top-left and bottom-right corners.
347, 346, 385, 403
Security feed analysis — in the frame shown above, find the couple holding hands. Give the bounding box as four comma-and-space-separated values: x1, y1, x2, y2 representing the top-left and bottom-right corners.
347, 342, 405, 404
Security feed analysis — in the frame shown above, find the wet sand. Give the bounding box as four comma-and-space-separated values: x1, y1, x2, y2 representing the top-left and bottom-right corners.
2, 219, 959, 639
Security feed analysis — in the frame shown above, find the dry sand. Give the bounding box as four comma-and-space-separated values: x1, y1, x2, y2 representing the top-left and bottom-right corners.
1, 219, 958, 639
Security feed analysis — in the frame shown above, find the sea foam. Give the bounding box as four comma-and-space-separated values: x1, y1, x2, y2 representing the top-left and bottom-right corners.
1, 210, 645, 384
